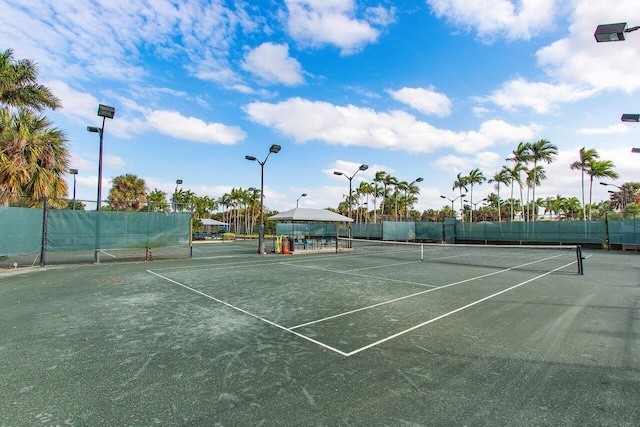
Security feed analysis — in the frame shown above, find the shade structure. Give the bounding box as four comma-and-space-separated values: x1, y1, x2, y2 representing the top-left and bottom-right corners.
200, 218, 228, 226
269, 208, 353, 222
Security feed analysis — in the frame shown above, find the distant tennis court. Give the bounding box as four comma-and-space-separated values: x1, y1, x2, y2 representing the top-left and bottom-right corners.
1, 240, 639, 426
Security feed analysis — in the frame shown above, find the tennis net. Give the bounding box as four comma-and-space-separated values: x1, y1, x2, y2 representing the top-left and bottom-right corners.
337, 238, 584, 274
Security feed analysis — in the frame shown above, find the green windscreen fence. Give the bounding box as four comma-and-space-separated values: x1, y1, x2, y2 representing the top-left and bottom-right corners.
46, 210, 191, 251
1, 207, 191, 266
0, 207, 43, 255
608, 219, 640, 245
382, 221, 416, 241
456, 221, 606, 244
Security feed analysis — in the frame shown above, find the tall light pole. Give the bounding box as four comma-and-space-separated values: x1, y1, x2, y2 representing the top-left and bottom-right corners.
440, 194, 466, 219
334, 164, 368, 220
87, 104, 115, 210
69, 168, 78, 210
174, 179, 183, 212
297, 193, 307, 208
246, 144, 281, 254
87, 104, 115, 264
403, 177, 423, 222
464, 198, 488, 222
601, 182, 627, 208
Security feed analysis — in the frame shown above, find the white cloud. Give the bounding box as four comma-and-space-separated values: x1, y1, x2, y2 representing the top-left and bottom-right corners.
426, 0, 556, 41
577, 124, 629, 135
241, 43, 304, 86
480, 77, 597, 113
245, 97, 539, 154
285, 0, 393, 55
387, 87, 452, 117
0, 1, 248, 87
432, 151, 502, 174
536, 0, 640, 93
145, 110, 246, 144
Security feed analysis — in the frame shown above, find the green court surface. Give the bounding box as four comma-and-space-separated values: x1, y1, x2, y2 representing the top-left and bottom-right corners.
1, 241, 639, 426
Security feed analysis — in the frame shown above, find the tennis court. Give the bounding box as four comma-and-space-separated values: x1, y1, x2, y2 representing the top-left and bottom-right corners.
1, 240, 639, 425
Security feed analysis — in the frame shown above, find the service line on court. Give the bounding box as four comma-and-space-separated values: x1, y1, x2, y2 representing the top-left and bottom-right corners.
146, 269, 351, 357
343, 259, 577, 357
281, 261, 439, 289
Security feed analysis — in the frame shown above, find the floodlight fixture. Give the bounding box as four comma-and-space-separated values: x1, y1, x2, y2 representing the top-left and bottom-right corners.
97, 104, 116, 119
441, 193, 466, 219
245, 155, 257, 161
622, 114, 640, 122
334, 164, 368, 221
632, 148, 640, 153
269, 144, 281, 154
594, 22, 640, 42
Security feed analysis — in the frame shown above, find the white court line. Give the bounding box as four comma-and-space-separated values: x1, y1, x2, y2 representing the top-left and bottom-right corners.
343, 258, 577, 357
148, 253, 578, 357
283, 262, 439, 289
99, 250, 117, 258
146, 269, 350, 357
288, 252, 569, 330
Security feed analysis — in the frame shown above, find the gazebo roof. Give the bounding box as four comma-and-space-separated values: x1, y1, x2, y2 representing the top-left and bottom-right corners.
200, 218, 228, 226
268, 208, 353, 222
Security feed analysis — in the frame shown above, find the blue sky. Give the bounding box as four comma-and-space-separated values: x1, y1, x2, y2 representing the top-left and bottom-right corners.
3, 0, 640, 212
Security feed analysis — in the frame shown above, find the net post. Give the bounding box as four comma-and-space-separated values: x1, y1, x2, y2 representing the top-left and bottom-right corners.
420, 243, 424, 261
576, 245, 584, 275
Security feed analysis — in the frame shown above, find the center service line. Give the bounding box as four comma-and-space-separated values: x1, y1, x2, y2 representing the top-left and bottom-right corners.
146, 269, 350, 357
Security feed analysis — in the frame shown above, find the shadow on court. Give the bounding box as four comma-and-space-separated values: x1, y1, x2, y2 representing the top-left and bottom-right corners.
1, 241, 639, 426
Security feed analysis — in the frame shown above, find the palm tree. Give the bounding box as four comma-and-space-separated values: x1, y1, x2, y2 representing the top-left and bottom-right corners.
1, 50, 67, 206
587, 160, 618, 220
0, 109, 69, 205
570, 147, 599, 221
503, 164, 524, 221
358, 181, 373, 223
0, 49, 61, 112
453, 172, 468, 221
488, 167, 510, 222
147, 189, 169, 212
466, 168, 486, 222
506, 142, 532, 220
379, 172, 397, 220
528, 139, 557, 221
403, 181, 421, 221
218, 193, 231, 227
372, 171, 386, 223
107, 174, 148, 211
525, 166, 546, 221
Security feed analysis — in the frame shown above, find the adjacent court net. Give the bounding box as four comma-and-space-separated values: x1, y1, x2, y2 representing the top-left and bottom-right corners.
337, 238, 584, 274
